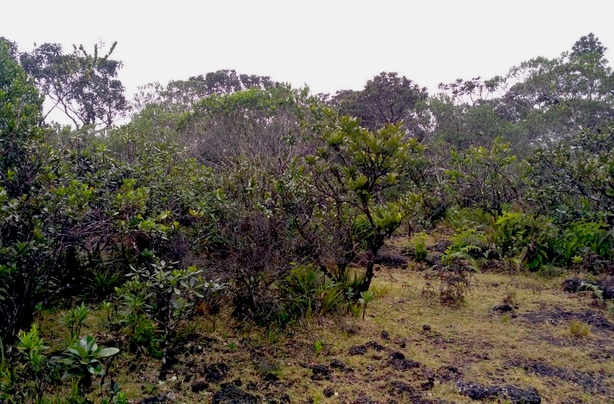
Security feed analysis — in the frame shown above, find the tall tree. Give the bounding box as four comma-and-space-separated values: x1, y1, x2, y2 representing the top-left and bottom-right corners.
333, 72, 429, 140
20, 41, 127, 128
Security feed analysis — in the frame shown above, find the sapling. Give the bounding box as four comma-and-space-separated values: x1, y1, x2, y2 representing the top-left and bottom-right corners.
359, 291, 374, 320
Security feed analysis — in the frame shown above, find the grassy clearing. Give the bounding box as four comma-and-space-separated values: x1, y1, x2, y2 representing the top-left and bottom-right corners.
32, 243, 614, 403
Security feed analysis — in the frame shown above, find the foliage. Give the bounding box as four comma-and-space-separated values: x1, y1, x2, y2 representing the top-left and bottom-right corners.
495, 212, 558, 270
411, 232, 428, 262
446, 137, 520, 217
333, 72, 430, 140
60, 303, 90, 341
0, 39, 51, 343
277, 264, 345, 325
0, 324, 57, 402
53, 335, 119, 392
20, 41, 127, 128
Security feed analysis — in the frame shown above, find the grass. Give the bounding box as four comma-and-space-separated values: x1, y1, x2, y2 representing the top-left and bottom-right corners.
27, 239, 614, 403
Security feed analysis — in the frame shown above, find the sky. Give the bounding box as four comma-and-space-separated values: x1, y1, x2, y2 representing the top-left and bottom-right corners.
4, 0, 614, 100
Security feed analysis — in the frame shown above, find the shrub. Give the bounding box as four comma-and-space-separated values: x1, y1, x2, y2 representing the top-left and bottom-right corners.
569, 320, 590, 338
495, 212, 558, 270
559, 221, 613, 264
412, 232, 428, 262
277, 264, 346, 325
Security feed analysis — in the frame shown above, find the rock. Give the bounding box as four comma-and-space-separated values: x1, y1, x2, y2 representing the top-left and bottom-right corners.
349, 345, 367, 355
390, 380, 415, 394
330, 359, 346, 370
204, 363, 230, 382
598, 277, 614, 300
562, 278, 583, 293
457, 382, 500, 400
191, 378, 209, 393
457, 382, 541, 403
390, 352, 421, 371
381, 330, 390, 340
311, 365, 330, 380
212, 384, 259, 404
493, 304, 515, 313
436, 366, 462, 382
263, 373, 279, 382
366, 341, 386, 351
323, 387, 335, 398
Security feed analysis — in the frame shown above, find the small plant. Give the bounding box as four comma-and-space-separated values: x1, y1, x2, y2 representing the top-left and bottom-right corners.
313, 340, 324, 355
412, 232, 428, 262
359, 291, 374, 320
61, 303, 90, 341
569, 320, 590, 338
54, 335, 119, 392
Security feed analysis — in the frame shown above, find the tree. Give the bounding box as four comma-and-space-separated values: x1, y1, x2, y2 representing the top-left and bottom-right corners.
503, 33, 614, 148
333, 72, 430, 140
309, 115, 426, 293
20, 41, 127, 128
0, 40, 48, 342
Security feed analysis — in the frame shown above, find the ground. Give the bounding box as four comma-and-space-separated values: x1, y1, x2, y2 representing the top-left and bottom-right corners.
37, 239, 614, 404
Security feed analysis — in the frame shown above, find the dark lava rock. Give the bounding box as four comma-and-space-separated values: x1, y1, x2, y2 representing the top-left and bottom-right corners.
500, 385, 541, 404
349, 345, 367, 355
233, 378, 243, 386
391, 351, 405, 360
311, 365, 330, 380
420, 380, 435, 391
246, 381, 258, 391
263, 373, 279, 382
212, 384, 259, 404
457, 382, 541, 404
493, 304, 516, 313
423, 324, 432, 332
205, 363, 230, 382
389, 380, 416, 396
381, 330, 390, 340
598, 277, 614, 300
563, 278, 583, 293
390, 352, 421, 371
330, 359, 346, 370
436, 366, 462, 382
191, 378, 209, 393
366, 341, 386, 351
323, 387, 335, 398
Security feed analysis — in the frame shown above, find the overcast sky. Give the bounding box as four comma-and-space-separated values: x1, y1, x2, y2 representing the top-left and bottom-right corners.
4, 0, 614, 98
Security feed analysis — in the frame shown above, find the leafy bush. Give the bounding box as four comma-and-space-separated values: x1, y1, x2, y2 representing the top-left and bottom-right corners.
277, 264, 346, 325
559, 221, 613, 263
495, 212, 559, 270
411, 232, 428, 262
53, 335, 119, 392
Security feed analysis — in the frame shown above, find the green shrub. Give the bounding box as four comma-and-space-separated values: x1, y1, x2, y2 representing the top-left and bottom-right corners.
277, 263, 346, 324
559, 221, 613, 263
495, 212, 558, 270
60, 303, 90, 341
412, 232, 428, 262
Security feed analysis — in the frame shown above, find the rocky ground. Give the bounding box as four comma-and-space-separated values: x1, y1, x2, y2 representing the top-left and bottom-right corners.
40, 240, 614, 403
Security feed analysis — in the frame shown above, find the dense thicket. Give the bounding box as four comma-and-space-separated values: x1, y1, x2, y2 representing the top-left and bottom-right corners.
1, 34, 613, 402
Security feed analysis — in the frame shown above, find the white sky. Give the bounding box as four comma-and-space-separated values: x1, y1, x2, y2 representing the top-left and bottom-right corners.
4, 0, 614, 98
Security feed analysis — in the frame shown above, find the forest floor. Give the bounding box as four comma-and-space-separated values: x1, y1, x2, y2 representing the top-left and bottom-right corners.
38, 238, 614, 404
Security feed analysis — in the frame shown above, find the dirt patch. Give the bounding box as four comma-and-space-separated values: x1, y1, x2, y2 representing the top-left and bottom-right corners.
506, 359, 612, 396
522, 305, 614, 332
